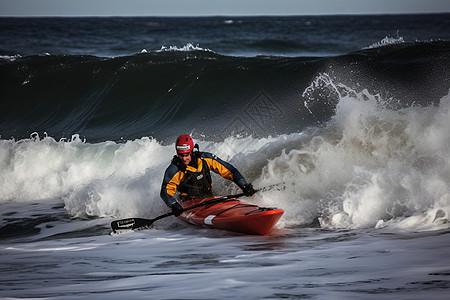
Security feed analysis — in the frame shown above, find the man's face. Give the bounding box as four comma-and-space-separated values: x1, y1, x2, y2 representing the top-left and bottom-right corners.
178, 152, 192, 165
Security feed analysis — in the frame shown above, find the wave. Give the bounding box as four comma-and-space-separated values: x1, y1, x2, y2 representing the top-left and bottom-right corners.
1, 40, 450, 235
1, 76, 449, 233
259, 79, 450, 231
1, 41, 449, 144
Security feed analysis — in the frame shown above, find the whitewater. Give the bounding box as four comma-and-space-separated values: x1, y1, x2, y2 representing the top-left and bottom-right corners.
1, 14, 450, 299
1, 72, 449, 298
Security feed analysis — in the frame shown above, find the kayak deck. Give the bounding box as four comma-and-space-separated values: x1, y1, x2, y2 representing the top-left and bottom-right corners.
179, 196, 284, 235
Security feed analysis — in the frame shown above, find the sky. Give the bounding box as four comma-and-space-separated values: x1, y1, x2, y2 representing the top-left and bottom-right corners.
0, 0, 449, 17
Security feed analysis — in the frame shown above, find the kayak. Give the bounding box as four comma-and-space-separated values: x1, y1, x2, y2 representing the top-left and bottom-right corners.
178, 196, 284, 235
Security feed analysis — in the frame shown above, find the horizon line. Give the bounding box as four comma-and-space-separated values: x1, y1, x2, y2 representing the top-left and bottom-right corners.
1, 11, 449, 18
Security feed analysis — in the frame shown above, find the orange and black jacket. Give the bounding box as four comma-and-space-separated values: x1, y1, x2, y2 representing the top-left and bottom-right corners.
160, 151, 248, 208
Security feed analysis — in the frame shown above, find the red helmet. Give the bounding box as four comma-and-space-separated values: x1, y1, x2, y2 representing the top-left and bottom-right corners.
175, 134, 194, 154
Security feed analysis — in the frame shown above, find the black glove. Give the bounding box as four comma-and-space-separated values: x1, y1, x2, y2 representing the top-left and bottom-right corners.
171, 202, 184, 217
243, 183, 256, 196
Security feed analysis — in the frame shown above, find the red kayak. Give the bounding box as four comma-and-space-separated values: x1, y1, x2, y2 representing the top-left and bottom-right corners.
178, 196, 284, 235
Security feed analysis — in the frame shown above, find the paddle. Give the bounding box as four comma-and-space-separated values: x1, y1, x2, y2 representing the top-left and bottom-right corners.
111, 192, 248, 233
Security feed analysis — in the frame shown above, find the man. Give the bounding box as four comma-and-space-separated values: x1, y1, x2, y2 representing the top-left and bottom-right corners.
160, 134, 256, 216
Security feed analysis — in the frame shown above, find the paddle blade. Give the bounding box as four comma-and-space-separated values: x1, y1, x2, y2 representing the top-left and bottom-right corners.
111, 218, 154, 233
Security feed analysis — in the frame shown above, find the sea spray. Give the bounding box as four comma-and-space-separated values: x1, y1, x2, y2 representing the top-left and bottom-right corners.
257, 74, 450, 230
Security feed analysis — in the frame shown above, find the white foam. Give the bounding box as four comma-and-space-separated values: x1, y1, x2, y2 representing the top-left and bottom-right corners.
262, 74, 450, 231
156, 43, 213, 53
1, 84, 449, 232
365, 35, 405, 49
0, 54, 22, 61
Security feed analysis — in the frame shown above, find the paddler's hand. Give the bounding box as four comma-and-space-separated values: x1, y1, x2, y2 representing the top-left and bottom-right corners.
171, 202, 184, 217
243, 184, 256, 196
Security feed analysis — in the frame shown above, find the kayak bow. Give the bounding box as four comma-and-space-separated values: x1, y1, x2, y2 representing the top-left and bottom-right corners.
178, 196, 284, 235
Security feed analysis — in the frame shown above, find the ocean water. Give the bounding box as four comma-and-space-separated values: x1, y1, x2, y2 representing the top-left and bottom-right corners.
1, 14, 450, 299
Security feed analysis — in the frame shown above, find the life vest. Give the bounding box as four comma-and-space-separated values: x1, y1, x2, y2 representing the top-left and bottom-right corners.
172, 152, 213, 198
